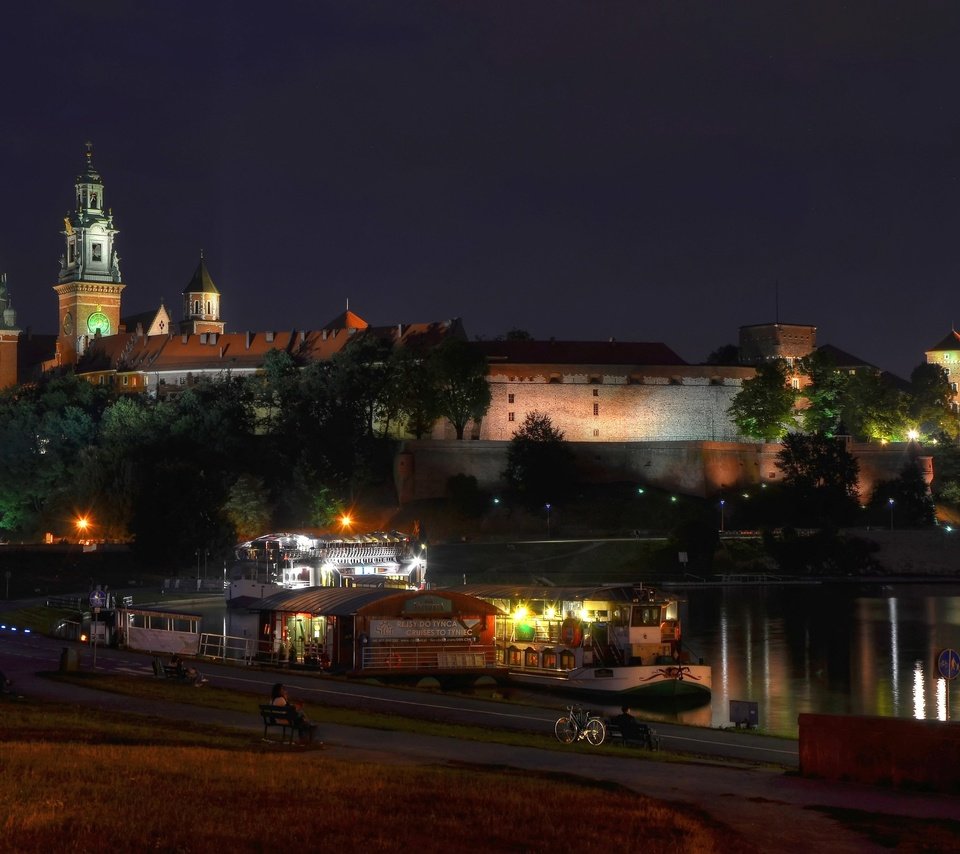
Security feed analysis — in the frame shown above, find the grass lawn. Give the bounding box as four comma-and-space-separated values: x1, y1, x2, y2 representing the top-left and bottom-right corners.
0, 694, 732, 853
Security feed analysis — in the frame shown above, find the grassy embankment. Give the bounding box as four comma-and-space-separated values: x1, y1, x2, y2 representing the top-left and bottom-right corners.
0, 685, 732, 853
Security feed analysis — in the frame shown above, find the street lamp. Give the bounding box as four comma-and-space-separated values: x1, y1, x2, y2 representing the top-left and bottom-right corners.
76, 516, 90, 542
545, 503, 552, 539
719, 499, 726, 533
888, 497, 895, 531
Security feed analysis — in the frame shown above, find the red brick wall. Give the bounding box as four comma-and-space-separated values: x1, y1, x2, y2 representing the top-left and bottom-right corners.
799, 713, 960, 791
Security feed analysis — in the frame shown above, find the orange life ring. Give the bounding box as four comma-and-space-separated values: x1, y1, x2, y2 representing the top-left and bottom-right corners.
560, 618, 583, 647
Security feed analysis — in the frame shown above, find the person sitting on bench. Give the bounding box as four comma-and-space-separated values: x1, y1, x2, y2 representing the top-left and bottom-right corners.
611, 705, 653, 747
271, 683, 319, 744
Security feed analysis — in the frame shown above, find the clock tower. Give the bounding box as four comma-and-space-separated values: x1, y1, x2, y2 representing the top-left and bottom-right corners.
53, 142, 124, 366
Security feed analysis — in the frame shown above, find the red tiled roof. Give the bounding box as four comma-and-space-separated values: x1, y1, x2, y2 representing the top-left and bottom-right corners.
473, 339, 687, 366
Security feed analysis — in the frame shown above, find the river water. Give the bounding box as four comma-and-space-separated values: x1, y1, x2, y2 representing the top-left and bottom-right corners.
178, 581, 960, 738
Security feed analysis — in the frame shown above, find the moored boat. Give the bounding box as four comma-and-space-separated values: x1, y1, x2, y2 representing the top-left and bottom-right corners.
458, 583, 711, 700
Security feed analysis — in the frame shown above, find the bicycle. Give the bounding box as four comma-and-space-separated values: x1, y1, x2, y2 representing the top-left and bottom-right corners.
554, 704, 606, 745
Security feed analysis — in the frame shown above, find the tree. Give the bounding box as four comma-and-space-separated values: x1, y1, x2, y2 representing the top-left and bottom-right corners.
706, 344, 739, 365
728, 360, 796, 441
431, 338, 491, 440
775, 433, 860, 526
391, 346, 441, 439
908, 362, 954, 438
839, 371, 907, 442
503, 411, 575, 504
797, 350, 848, 436
868, 461, 936, 528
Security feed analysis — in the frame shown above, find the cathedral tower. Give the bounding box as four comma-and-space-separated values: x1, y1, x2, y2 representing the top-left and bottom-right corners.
53, 142, 125, 365
0, 273, 20, 388
180, 254, 224, 335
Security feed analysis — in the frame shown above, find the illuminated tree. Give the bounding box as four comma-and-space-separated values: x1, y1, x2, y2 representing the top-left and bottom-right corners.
728, 360, 796, 441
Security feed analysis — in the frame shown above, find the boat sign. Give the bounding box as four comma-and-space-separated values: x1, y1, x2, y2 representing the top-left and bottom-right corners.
937, 648, 960, 681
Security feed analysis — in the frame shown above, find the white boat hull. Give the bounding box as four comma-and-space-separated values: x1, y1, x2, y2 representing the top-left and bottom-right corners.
509, 662, 712, 698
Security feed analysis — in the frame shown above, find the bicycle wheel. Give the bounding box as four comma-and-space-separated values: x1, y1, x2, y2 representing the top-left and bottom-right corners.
555, 716, 577, 744
584, 717, 606, 746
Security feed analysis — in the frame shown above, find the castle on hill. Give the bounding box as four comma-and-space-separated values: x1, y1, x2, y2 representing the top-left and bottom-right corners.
0, 146, 952, 471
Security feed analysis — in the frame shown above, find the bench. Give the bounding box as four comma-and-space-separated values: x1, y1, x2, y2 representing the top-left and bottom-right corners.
606, 719, 659, 750
152, 657, 183, 679
259, 704, 299, 744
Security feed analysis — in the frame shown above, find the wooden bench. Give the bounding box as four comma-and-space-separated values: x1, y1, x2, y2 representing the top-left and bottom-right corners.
606, 719, 659, 750
152, 657, 184, 680
259, 704, 299, 744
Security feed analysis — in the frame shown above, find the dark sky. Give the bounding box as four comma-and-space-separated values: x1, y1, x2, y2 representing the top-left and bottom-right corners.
3, 2, 959, 378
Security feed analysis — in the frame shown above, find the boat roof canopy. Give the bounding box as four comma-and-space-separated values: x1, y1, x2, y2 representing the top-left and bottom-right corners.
454, 583, 663, 603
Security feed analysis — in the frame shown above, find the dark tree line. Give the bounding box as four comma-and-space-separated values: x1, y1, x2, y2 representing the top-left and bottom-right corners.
0, 335, 491, 566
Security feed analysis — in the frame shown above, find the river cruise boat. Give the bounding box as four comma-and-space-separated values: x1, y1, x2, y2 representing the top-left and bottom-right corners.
459, 583, 711, 700
229, 531, 425, 604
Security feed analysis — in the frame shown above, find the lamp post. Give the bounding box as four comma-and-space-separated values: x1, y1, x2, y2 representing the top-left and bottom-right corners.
719, 499, 726, 533
888, 497, 895, 531
545, 503, 552, 539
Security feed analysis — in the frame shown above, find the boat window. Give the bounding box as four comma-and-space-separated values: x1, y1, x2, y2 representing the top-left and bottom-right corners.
560, 650, 576, 669
542, 650, 557, 669
524, 648, 539, 667
508, 646, 522, 666
630, 606, 663, 627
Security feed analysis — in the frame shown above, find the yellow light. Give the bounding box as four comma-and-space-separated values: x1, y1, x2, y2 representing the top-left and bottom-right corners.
340, 514, 352, 528
514, 606, 528, 621
579, 608, 589, 622
907, 429, 919, 441
544, 606, 556, 620
76, 517, 89, 532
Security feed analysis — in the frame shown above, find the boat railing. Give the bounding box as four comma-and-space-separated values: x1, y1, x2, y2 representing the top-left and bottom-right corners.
361, 644, 496, 670
198, 632, 257, 664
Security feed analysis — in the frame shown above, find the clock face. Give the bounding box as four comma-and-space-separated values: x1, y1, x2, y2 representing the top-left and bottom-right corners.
87, 311, 111, 336
62, 312, 74, 335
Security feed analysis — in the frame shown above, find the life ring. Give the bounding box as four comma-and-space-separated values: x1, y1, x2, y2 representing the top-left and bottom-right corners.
560, 618, 583, 647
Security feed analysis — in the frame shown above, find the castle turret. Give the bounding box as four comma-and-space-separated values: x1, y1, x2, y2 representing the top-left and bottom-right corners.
180, 254, 224, 335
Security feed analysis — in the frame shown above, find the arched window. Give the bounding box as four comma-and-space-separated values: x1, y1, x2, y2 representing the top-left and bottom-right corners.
194, 300, 200, 315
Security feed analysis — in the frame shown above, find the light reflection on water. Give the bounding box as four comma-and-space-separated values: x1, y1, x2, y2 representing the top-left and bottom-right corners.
176, 583, 960, 738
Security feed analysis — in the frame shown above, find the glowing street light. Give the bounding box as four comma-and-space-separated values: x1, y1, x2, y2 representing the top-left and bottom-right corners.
545, 503, 552, 539
76, 517, 90, 542
907, 428, 920, 441
719, 499, 726, 533
888, 497, 895, 531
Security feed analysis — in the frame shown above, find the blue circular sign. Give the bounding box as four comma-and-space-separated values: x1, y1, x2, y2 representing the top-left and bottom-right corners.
937, 648, 960, 681
89, 590, 106, 609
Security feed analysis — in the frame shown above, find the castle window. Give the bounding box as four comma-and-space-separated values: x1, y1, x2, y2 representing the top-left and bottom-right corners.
593, 429, 599, 437
593, 403, 599, 416
790, 378, 800, 390
592, 389, 599, 397
194, 300, 201, 315
122, 376, 128, 386
508, 412, 515, 422
508, 393, 514, 403
92, 243, 102, 262
206, 300, 212, 315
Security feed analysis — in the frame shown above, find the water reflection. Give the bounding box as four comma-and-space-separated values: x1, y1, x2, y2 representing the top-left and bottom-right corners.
683, 583, 960, 736
173, 583, 960, 738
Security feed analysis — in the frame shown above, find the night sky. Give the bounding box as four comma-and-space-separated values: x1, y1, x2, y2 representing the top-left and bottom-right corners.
3, 2, 959, 378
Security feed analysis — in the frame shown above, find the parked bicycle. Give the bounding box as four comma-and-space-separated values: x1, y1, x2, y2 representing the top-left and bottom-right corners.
554, 704, 606, 745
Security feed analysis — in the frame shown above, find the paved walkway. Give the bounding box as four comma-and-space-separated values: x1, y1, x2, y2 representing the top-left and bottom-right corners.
3, 637, 959, 852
